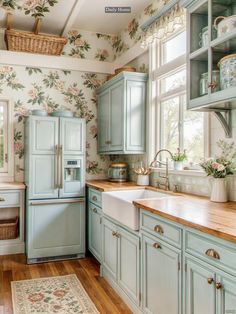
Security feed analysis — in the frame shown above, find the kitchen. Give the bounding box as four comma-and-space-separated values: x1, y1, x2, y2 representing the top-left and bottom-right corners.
0, 0, 236, 313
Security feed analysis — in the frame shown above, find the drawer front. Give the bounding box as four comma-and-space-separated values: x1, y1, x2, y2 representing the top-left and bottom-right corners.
185, 230, 236, 275
0, 191, 20, 207
140, 211, 182, 248
89, 189, 102, 208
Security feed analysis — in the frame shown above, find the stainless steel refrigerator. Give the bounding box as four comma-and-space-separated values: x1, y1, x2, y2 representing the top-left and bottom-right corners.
24, 115, 85, 264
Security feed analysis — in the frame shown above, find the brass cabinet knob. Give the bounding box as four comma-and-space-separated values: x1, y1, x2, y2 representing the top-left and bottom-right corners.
205, 248, 220, 260
215, 282, 222, 290
105, 140, 112, 144
207, 278, 214, 285
153, 242, 161, 249
92, 208, 97, 213
112, 231, 117, 237
0, 197, 5, 201
154, 225, 164, 234
115, 233, 120, 238
92, 196, 97, 201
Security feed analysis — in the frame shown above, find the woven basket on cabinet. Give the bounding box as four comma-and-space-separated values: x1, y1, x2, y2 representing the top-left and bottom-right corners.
0, 217, 19, 240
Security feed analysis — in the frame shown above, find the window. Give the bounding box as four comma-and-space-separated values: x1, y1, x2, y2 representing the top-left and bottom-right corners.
149, 28, 207, 166
0, 99, 14, 181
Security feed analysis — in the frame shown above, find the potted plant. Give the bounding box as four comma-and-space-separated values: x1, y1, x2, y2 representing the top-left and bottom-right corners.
171, 148, 187, 171
200, 140, 236, 202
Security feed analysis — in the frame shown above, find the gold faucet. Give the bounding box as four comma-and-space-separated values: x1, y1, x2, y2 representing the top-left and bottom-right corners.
149, 149, 173, 191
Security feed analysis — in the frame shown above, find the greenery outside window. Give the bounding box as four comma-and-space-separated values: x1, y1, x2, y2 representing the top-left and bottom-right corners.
149, 27, 208, 167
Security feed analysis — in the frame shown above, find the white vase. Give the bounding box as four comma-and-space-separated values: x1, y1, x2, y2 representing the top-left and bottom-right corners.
137, 175, 149, 186
210, 178, 228, 202
174, 161, 183, 171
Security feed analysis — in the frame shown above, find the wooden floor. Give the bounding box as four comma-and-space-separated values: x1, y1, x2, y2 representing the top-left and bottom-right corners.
0, 254, 132, 314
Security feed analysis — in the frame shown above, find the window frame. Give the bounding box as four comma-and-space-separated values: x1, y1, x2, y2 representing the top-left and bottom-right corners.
147, 27, 209, 168
0, 98, 14, 182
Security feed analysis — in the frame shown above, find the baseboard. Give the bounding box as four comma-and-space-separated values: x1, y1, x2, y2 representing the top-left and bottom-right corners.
27, 253, 85, 264
101, 266, 143, 314
0, 242, 25, 255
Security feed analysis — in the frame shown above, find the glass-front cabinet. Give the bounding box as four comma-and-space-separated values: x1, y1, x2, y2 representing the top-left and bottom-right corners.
181, 0, 236, 137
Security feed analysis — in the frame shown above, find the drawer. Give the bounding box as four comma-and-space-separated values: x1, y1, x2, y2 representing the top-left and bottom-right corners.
0, 192, 20, 207
140, 210, 182, 248
185, 230, 236, 276
89, 189, 102, 208
89, 202, 102, 215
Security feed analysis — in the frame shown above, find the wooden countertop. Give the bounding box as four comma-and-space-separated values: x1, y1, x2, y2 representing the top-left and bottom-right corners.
86, 180, 145, 192
0, 182, 25, 190
134, 196, 236, 244
87, 180, 236, 244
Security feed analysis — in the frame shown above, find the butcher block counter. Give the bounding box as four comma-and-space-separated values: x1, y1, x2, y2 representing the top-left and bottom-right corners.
86, 180, 236, 243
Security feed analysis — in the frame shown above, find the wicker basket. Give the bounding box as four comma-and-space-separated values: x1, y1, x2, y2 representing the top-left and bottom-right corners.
0, 217, 18, 240
5, 29, 67, 56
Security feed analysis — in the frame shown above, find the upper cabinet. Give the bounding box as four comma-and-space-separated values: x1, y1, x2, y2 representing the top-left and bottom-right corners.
97, 72, 148, 154
181, 0, 236, 137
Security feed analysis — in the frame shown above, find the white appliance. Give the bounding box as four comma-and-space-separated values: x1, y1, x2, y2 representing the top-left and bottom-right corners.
24, 115, 86, 263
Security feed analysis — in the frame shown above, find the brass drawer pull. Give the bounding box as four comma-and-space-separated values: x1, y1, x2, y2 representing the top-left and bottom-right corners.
154, 225, 164, 234
92, 195, 97, 202
0, 197, 5, 202
205, 248, 220, 260
92, 208, 97, 213
153, 242, 161, 249
207, 278, 214, 285
215, 282, 222, 290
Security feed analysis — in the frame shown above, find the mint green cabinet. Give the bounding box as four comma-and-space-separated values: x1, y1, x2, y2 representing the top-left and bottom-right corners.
102, 218, 118, 281
88, 203, 102, 262
102, 217, 140, 307
185, 256, 236, 314
185, 257, 216, 314
117, 226, 140, 306
142, 233, 182, 314
88, 188, 102, 263
97, 72, 147, 154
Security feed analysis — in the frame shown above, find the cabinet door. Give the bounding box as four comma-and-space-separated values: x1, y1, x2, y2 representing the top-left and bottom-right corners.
102, 218, 118, 281
216, 273, 236, 314
88, 203, 102, 262
60, 118, 85, 155
30, 116, 58, 154
97, 89, 110, 152
142, 234, 181, 314
109, 81, 124, 151
185, 257, 215, 314
29, 155, 58, 199
117, 227, 140, 306
27, 200, 85, 260
126, 80, 146, 152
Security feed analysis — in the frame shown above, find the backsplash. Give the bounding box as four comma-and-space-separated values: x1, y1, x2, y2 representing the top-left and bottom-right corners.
0, 65, 110, 182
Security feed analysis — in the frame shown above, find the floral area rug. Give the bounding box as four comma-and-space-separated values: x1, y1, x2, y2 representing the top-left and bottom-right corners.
11, 274, 99, 314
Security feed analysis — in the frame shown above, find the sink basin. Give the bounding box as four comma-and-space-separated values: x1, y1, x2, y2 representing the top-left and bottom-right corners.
102, 189, 170, 230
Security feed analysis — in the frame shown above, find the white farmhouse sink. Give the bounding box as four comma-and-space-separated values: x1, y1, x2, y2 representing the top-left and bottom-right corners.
102, 189, 170, 230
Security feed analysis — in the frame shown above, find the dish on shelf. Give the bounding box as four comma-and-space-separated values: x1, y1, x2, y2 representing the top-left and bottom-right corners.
214, 15, 236, 38
115, 66, 136, 74
51, 110, 73, 117
31, 109, 48, 116
218, 54, 236, 90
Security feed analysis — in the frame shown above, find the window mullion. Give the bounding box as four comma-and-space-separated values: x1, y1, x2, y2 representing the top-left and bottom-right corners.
179, 94, 184, 151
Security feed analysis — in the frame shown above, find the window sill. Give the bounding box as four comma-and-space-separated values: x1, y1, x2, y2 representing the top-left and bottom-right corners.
150, 167, 206, 177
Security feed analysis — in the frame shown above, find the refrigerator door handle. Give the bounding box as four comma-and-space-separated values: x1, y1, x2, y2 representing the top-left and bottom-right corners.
59, 145, 63, 189
29, 198, 85, 206
55, 145, 59, 189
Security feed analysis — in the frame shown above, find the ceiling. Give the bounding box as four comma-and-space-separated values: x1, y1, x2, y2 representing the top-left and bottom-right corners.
0, 0, 151, 36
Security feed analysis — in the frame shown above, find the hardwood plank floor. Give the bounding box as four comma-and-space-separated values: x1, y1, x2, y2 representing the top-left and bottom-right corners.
0, 254, 132, 314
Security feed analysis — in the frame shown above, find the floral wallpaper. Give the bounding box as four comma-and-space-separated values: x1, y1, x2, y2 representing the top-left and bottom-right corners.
0, 65, 110, 181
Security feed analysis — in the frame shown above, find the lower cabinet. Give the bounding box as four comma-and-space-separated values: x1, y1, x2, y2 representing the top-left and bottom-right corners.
88, 203, 102, 262
26, 199, 85, 262
185, 256, 236, 314
142, 233, 182, 314
102, 217, 140, 306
